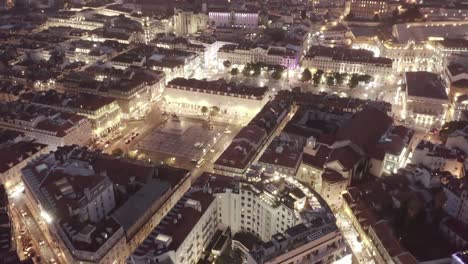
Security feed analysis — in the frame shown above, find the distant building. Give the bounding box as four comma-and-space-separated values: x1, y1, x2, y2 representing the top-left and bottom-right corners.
403, 71, 449, 127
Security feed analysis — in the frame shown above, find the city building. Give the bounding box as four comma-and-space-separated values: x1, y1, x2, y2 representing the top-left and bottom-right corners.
0, 80, 27, 102
444, 62, 468, 116
208, 8, 259, 29
65, 40, 128, 64
0, 129, 49, 192
442, 175, 468, 226
58, 66, 165, 119
403, 71, 449, 127
299, 105, 394, 208
257, 136, 303, 177
151, 35, 210, 67
218, 43, 299, 69
368, 125, 414, 177
392, 21, 468, 44
164, 78, 269, 124
128, 173, 347, 264
0, 184, 29, 263
342, 173, 447, 263
349, 0, 388, 19
411, 140, 466, 178
214, 97, 291, 176
21, 146, 191, 264
0, 102, 92, 150
446, 125, 468, 155
144, 47, 201, 82
302, 45, 393, 79
318, 23, 354, 47
21, 90, 122, 137
173, 9, 208, 35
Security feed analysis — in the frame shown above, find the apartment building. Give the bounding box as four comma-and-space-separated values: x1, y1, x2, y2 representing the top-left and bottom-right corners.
218, 43, 299, 69
349, 0, 388, 19
403, 71, 449, 127
0, 101, 92, 150
21, 90, 122, 137
208, 9, 259, 29
58, 66, 165, 119
0, 129, 49, 191
21, 146, 191, 264
164, 78, 269, 124
128, 173, 347, 264
412, 140, 466, 178
302, 45, 393, 78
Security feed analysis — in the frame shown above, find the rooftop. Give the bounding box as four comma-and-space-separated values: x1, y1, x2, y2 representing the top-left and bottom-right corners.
112, 179, 171, 236
21, 90, 116, 112
405, 71, 448, 100
168, 78, 268, 99
0, 101, 87, 137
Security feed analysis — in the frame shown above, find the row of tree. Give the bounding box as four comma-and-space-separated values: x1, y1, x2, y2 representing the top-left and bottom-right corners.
226, 61, 285, 80
300, 69, 372, 88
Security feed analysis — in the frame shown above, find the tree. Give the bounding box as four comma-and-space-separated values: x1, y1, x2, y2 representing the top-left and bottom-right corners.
326, 75, 335, 86
201, 106, 209, 115
301, 68, 312, 82
265, 28, 286, 42
392, 8, 399, 19
439, 121, 468, 142
373, 14, 380, 22
112, 148, 124, 156
271, 70, 282, 80
210, 106, 220, 117
349, 74, 360, 89
333, 72, 347, 85
313, 70, 324, 85
345, 13, 354, 21
230, 68, 239, 75
223, 60, 231, 68
400, 4, 422, 22
361, 74, 372, 84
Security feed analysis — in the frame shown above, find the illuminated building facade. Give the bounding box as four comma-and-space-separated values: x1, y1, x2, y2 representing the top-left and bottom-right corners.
164, 78, 270, 125
349, 0, 388, 19
218, 43, 299, 69
208, 9, 259, 29
403, 71, 449, 127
